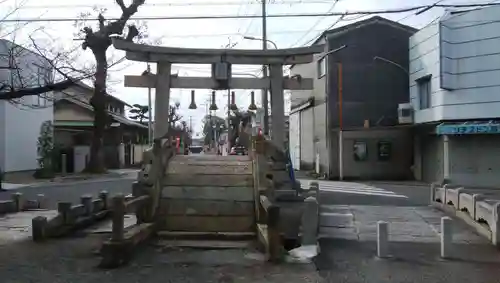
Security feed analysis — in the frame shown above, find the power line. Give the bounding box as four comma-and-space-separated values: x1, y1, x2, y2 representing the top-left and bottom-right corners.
15, 1, 333, 9
163, 28, 328, 38
290, 0, 340, 47
3, 3, 499, 22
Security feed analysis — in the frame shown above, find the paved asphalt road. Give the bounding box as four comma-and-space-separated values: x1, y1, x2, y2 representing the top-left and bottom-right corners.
300, 180, 431, 207
303, 180, 500, 283
0, 178, 135, 209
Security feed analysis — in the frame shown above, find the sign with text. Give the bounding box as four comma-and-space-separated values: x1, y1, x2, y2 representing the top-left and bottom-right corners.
436, 123, 500, 135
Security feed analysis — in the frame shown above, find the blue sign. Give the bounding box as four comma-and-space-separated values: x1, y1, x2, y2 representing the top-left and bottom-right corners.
436, 123, 500, 135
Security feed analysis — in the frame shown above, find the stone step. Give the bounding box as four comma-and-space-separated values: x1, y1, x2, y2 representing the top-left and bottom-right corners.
173, 155, 251, 162
157, 231, 256, 241
166, 163, 252, 175
154, 239, 253, 249
162, 186, 254, 201
165, 174, 254, 187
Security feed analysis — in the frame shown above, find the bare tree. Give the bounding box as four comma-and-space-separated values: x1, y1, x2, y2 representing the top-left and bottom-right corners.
169, 105, 182, 127
0, 2, 88, 101
76, 0, 146, 173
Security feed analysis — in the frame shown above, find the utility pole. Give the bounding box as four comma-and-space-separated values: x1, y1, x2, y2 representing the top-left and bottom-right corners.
146, 63, 152, 145
227, 89, 231, 153
261, 0, 269, 136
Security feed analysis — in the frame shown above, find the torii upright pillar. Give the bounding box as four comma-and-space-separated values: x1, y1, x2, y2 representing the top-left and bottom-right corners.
112, 38, 323, 151
269, 63, 285, 150
154, 62, 171, 141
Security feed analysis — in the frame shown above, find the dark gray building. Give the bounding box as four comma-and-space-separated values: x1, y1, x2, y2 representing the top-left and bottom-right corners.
289, 16, 417, 180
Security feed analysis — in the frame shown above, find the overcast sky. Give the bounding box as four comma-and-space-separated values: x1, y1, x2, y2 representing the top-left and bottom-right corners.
0, 0, 481, 137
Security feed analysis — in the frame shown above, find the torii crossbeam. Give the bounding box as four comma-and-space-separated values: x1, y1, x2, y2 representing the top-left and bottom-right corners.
113, 39, 324, 148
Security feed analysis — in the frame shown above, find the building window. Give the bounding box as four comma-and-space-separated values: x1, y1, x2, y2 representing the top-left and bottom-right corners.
417, 75, 431, 109
377, 141, 392, 161
317, 57, 326, 78
353, 141, 368, 161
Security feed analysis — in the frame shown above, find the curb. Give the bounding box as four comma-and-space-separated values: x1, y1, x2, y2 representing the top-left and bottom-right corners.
2, 174, 137, 190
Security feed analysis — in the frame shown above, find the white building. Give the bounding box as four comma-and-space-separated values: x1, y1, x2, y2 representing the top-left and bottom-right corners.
0, 39, 54, 173
403, 6, 500, 187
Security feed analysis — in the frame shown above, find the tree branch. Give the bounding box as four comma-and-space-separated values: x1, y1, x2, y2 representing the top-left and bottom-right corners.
125, 25, 139, 41
0, 79, 77, 100
106, 0, 145, 36
98, 14, 106, 30
116, 0, 127, 12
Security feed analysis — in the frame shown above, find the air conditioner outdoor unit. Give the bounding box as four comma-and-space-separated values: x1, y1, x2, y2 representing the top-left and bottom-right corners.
398, 103, 414, 124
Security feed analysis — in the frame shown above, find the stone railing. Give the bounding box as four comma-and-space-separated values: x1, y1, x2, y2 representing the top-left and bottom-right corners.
99, 186, 155, 268
32, 191, 112, 242
1, 192, 47, 214
431, 183, 500, 246
252, 135, 319, 261
100, 139, 176, 268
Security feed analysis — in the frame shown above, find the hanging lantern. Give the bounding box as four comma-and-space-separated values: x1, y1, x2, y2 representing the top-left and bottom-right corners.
189, 90, 197, 109
209, 91, 218, 110
230, 91, 238, 111
248, 91, 258, 110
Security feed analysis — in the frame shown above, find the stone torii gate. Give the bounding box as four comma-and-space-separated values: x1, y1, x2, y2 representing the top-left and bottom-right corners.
112, 39, 323, 149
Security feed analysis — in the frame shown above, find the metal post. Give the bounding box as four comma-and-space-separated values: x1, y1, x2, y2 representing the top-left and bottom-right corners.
338, 63, 344, 181
61, 153, 67, 176
147, 64, 152, 145
227, 88, 231, 152
261, 0, 269, 136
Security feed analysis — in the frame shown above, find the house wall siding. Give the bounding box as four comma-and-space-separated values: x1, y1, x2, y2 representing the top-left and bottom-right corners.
290, 38, 329, 174
299, 107, 314, 170
340, 128, 413, 180
328, 22, 413, 129
0, 101, 5, 170
0, 39, 54, 172
410, 6, 500, 123
54, 102, 93, 121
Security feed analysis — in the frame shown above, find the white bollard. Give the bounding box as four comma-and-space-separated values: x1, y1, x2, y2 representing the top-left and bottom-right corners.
441, 216, 453, 259
377, 221, 389, 258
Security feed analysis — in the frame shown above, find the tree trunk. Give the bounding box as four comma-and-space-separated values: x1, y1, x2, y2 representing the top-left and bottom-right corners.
86, 49, 108, 173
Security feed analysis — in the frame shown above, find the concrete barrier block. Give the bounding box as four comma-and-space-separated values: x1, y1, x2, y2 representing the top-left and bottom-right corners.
435, 187, 445, 203
459, 193, 474, 217
445, 187, 463, 209
475, 200, 494, 225
473, 194, 485, 221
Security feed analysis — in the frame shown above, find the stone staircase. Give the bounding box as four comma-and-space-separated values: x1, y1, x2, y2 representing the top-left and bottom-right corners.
157, 155, 256, 240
